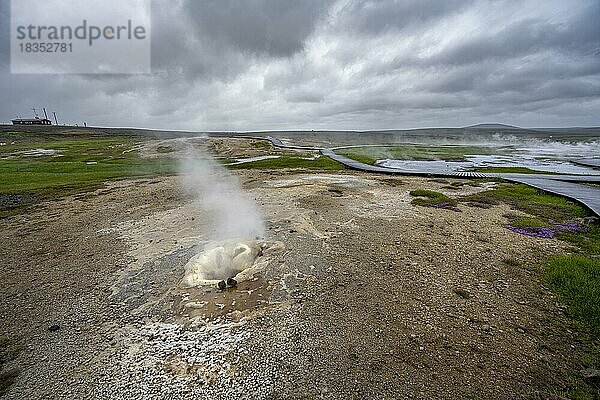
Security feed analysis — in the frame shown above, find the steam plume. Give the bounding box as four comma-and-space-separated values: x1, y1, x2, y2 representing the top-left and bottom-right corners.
179, 150, 265, 242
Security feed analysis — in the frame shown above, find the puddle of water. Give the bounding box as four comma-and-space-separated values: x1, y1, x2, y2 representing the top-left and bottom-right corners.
373, 140, 600, 175
229, 155, 280, 165
19, 148, 59, 156
2, 148, 61, 158
377, 154, 600, 175
377, 159, 471, 173
466, 154, 598, 174
173, 277, 272, 321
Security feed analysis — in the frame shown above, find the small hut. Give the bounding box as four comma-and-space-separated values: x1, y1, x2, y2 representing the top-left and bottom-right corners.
11, 117, 52, 125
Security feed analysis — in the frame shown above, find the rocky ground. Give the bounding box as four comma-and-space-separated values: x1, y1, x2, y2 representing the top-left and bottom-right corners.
0, 144, 593, 399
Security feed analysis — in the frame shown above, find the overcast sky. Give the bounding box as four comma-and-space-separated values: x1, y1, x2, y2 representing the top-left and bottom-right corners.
1, 0, 599, 130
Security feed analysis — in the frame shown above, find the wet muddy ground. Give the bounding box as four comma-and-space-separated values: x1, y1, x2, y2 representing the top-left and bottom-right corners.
0, 161, 594, 398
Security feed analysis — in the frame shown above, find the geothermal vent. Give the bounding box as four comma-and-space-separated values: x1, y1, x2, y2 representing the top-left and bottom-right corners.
178, 151, 271, 288
181, 240, 263, 287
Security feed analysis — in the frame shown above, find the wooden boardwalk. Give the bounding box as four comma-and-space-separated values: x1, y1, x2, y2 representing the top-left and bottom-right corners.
573, 158, 600, 169
217, 135, 600, 217
505, 176, 600, 217
320, 148, 600, 217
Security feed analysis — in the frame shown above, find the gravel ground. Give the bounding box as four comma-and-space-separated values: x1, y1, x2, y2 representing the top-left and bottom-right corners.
0, 168, 593, 399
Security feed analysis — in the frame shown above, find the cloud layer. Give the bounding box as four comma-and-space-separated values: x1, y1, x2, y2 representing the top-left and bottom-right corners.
1, 0, 599, 130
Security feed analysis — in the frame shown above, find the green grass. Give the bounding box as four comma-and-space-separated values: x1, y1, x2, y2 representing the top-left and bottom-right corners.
230, 155, 345, 170
0, 136, 178, 216
546, 255, 600, 334
0, 158, 177, 193
0, 137, 135, 159
337, 144, 498, 164
506, 215, 551, 229
558, 224, 600, 255
0, 136, 341, 215
461, 184, 587, 222
556, 383, 598, 400
469, 183, 599, 339
410, 189, 457, 207
339, 152, 377, 165
250, 140, 272, 149
474, 181, 600, 398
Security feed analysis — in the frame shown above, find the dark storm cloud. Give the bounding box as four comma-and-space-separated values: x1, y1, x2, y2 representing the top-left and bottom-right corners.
422, 56, 600, 97
150, 0, 333, 81
149, 1, 252, 81
428, 5, 600, 67
183, 0, 333, 57
1, 0, 599, 129
334, 0, 472, 35
422, 65, 484, 93
369, 0, 600, 125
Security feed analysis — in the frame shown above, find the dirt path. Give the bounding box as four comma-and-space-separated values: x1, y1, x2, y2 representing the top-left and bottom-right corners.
0, 170, 590, 399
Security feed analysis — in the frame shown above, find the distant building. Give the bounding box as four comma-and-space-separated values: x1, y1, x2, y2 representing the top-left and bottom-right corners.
11, 117, 52, 125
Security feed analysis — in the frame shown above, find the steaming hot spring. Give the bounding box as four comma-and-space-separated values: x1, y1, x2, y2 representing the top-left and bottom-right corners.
181, 240, 281, 288
178, 153, 283, 288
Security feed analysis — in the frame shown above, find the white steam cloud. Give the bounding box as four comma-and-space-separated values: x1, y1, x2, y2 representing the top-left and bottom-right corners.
179, 150, 265, 242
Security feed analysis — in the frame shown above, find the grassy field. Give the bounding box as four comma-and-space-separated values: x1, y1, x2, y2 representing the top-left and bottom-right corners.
547, 255, 600, 333
0, 132, 345, 216
462, 184, 599, 337
337, 144, 498, 164
411, 184, 599, 340
504, 215, 551, 229
337, 152, 377, 165
0, 135, 178, 216
409, 189, 457, 208
0, 137, 177, 193
0, 158, 177, 193
229, 155, 345, 170
462, 184, 588, 221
